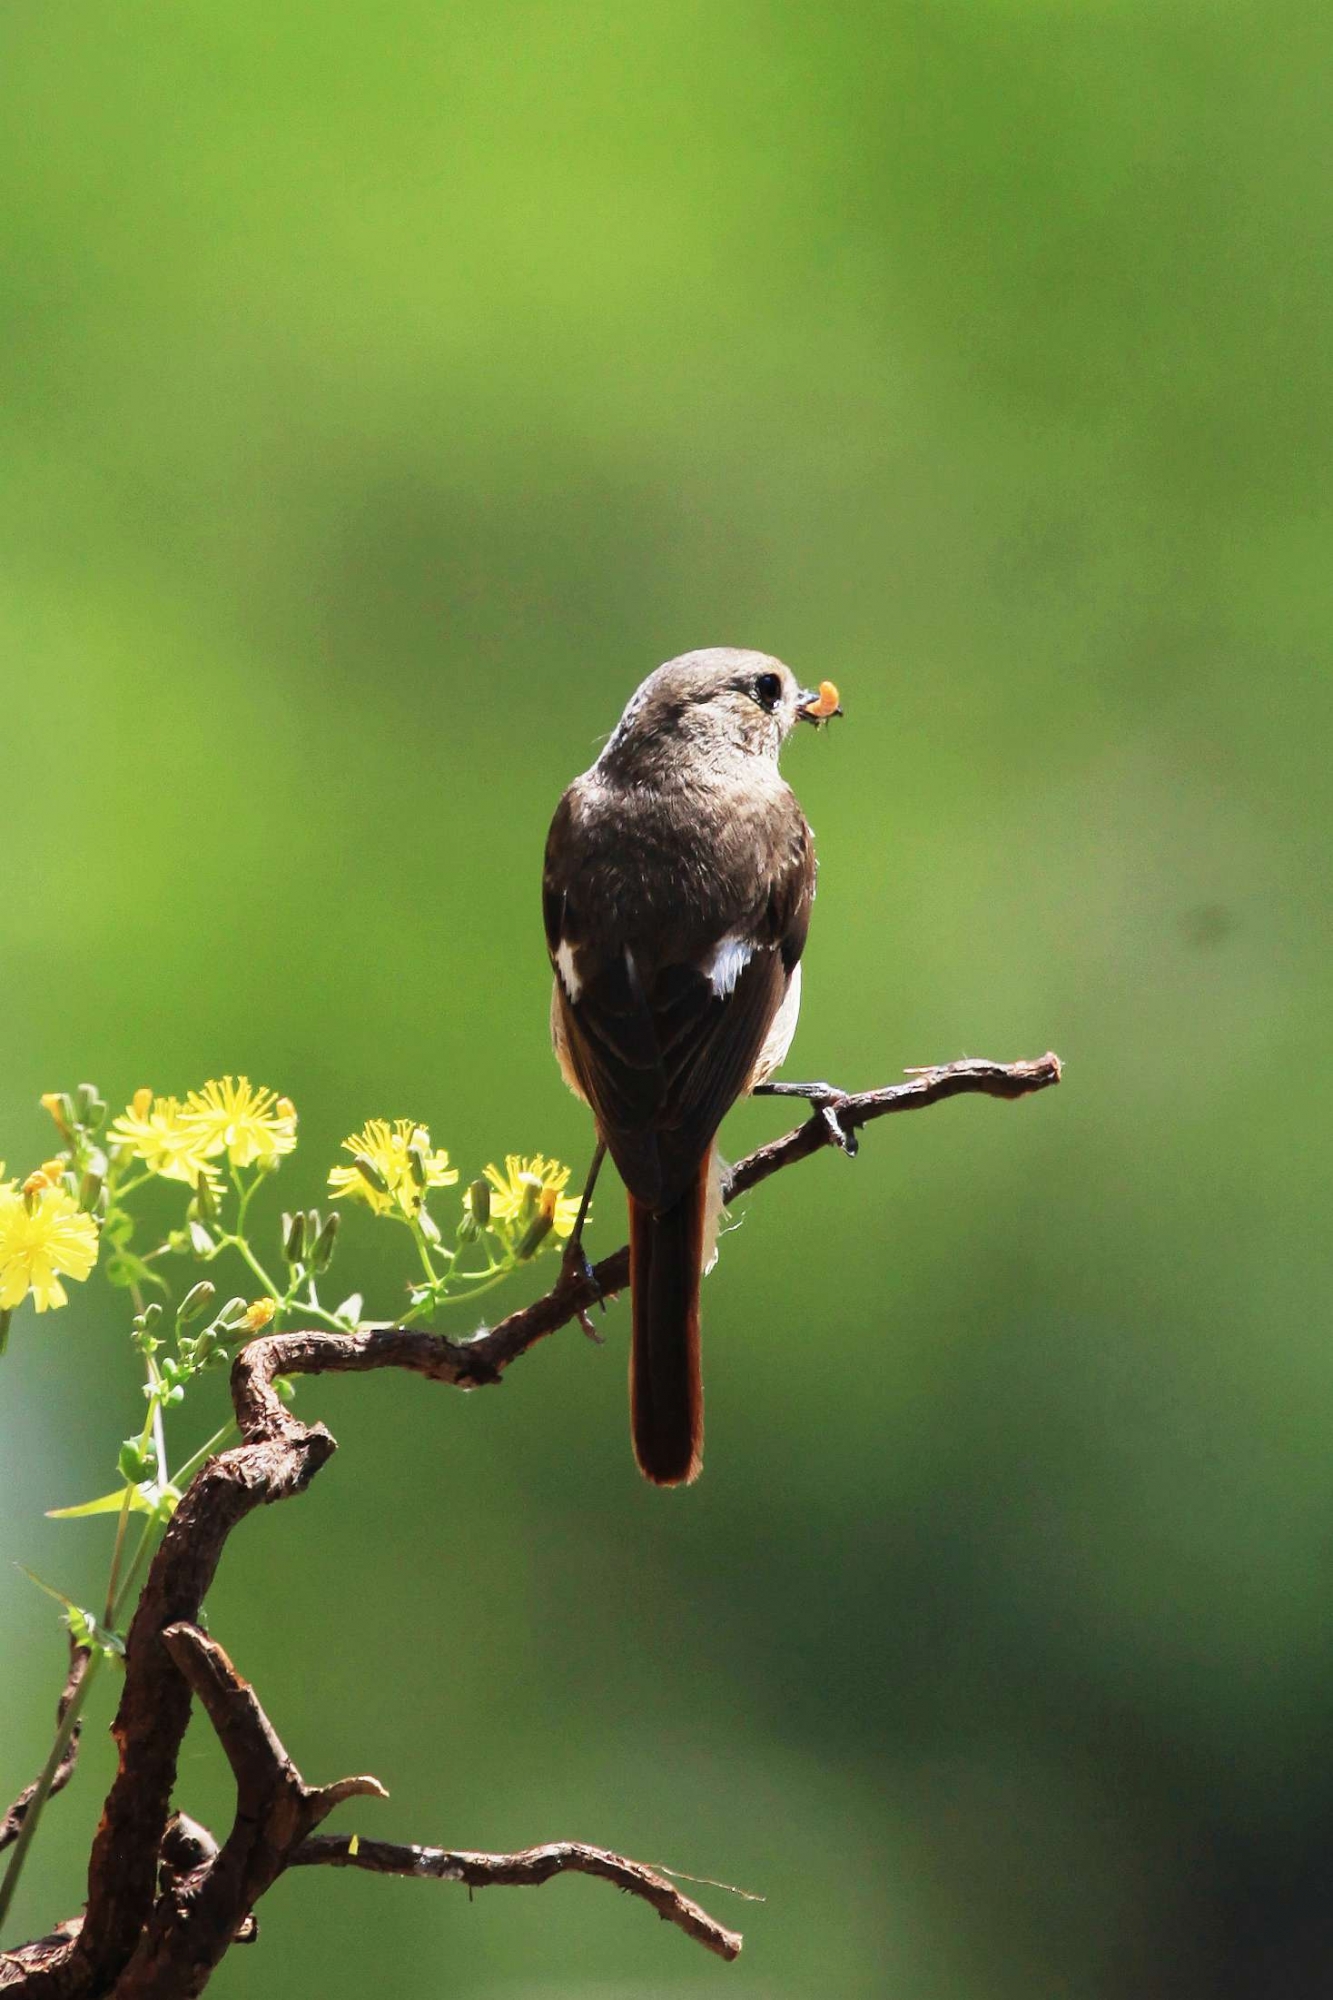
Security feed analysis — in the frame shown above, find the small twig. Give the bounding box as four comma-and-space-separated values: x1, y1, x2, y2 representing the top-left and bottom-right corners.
291, 1836, 744, 1963
0, 1637, 92, 1853
651, 1860, 766, 1902
727, 1053, 1063, 1202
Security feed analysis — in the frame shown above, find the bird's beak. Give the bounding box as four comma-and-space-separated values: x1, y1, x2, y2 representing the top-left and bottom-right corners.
797, 680, 843, 723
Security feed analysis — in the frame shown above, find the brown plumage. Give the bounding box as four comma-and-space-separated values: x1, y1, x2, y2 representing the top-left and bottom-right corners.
543, 649, 833, 1484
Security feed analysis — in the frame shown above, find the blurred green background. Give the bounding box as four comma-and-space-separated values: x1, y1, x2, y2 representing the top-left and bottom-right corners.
2, 1, 1330, 1994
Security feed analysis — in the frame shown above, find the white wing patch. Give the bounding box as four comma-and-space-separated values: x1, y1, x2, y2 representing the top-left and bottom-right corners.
706, 932, 753, 998
751, 959, 802, 1086
555, 939, 582, 1002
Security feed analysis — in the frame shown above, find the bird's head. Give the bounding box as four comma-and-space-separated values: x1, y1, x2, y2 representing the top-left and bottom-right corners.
600, 649, 841, 775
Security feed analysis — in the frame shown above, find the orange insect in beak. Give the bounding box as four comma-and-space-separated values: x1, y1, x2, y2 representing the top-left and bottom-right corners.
797, 680, 843, 723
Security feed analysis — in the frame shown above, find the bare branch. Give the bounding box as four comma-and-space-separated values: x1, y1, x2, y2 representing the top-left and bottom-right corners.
229, 1053, 1065, 1426
727, 1052, 1063, 1200
292, 1835, 744, 1963
121, 1626, 737, 1993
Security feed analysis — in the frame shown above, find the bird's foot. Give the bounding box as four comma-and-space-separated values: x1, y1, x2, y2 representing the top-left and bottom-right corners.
754, 1078, 860, 1157
559, 1237, 608, 1340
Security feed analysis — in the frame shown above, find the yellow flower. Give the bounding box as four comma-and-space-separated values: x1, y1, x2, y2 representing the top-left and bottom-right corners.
238, 1297, 276, 1333
108, 1089, 220, 1187
0, 1175, 100, 1312
483, 1156, 582, 1240
327, 1119, 459, 1219
181, 1077, 297, 1170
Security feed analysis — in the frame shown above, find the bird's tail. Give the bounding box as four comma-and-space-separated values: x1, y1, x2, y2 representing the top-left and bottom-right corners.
628, 1160, 708, 1487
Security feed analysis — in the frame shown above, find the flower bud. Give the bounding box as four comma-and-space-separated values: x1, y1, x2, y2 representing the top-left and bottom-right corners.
467, 1177, 492, 1228
283, 1210, 308, 1265
418, 1207, 442, 1245
516, 1189, 559, 1261
407, 1142, 430, 1191
214, 1296, 251, 1330
74, 1085, 106, 1132
118, 1438, 153, 1485
353, 1152, 389, 1196
177, 1280, 216, 1326
311, 1211, 339, 1273
192, 1172, 219, 1223
78, 1165, 105, 1213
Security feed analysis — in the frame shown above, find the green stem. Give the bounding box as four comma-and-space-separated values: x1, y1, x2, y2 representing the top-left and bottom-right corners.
0, 1650, 103, 1940
110, 1518, 158, 1626
217, 1233, 283, 1302
4, 1425, 220, 1935
280, 1295, 347, 1333
102, 1490, 134, 1626
148, 1375, 169, 1485
171, 1421, 237, 1490
233, 1170, 256, 1237
105, 1356, 164, 1619
399, 1260, 521, 1325
411, 1225, 439, 1288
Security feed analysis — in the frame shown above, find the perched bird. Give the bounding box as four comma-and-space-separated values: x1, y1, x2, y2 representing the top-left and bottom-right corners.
543, 649, 842, 1485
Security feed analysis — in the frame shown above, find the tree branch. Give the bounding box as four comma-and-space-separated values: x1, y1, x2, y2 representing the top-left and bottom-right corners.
292, 1836, 744, 1962
0, 1053, 1060, 1997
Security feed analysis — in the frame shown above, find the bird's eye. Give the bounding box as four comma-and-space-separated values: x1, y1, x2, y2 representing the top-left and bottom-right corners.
752, 672, 783, 711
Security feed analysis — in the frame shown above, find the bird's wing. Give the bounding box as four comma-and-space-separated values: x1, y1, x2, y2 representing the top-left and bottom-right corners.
545, 802, 815, 1209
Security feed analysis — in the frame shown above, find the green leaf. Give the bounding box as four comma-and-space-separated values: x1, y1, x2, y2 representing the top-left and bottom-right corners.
16, 1568, 123, 1656
47, 1484, 156, 1520
65, 1604, 125, 1660
105, 1250, 168, 1293
16, 1563, 77, 1608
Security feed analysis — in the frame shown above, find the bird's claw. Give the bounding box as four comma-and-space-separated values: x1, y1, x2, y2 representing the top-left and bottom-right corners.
754, 1078, 859, 1157
817, 1099, 859, 1157
559, 1240, 608, 1326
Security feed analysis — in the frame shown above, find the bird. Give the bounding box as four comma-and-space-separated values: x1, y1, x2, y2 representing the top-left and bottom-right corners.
543, 649, 842, 1486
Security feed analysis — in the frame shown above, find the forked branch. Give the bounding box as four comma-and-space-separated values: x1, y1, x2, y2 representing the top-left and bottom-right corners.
0, 1053, 1060, 1997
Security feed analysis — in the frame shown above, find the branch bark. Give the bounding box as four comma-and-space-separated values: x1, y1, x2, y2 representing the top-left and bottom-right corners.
0, 1053, 1060, 1998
